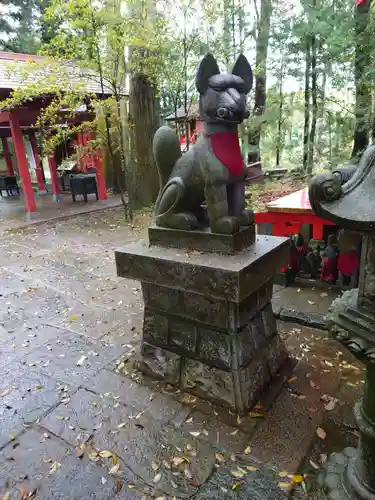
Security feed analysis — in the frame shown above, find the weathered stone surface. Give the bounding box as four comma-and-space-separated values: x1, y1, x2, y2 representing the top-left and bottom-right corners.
0, 287, 72, 331
140, 343, 181, 384
0, 428, 123, 500
22, 334, 119, 386
198, 328, 231, 368
51, 303, 127, 339
142, 309, 169, 346
266, 335, 289, 377
239, 357, 271, 411
148, 223, 256, 254
0, 371, 74, 448
196, 463, 288, 499
41, 388, 215, 498
279, 308, 328, 330
115, 236, 289, 303
85, 369, 191, 427
181, 358, 235, 407
169, 317, 197, 354
142, 282, 182, 312
262, 304, 278, 338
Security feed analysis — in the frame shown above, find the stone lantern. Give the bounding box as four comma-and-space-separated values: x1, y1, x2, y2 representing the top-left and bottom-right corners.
309, 146, 375, 500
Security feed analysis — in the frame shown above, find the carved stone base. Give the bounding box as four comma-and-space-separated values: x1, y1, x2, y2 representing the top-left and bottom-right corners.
323, 447, 375, 500
115, 235, 290, 413
148, 224, 256, 254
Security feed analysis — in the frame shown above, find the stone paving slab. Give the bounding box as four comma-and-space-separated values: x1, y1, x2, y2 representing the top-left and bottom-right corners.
0, 371, 74, 449
0, 288, 73, 331
22, 334, 121, 386
41, 388, 216, 498
49, 303, 130, 339
85, 369, 191, 428
0, 268, 44, 298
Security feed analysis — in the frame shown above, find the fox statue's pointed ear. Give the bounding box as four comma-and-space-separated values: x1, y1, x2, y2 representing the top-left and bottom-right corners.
196, 53, 220, 94
232, 54, 253, 94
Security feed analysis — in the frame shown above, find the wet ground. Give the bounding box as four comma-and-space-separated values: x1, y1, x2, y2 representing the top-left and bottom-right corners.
0, 207, 364, 499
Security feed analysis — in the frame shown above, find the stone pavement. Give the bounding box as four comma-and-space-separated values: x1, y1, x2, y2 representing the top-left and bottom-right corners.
0, 191, 122, 233
272, 279, 340, 330
0, 207, 360, 499
0, 209, 291, 500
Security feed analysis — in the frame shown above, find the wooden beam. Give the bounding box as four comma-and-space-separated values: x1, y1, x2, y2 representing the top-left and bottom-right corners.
9, 112, 37, 214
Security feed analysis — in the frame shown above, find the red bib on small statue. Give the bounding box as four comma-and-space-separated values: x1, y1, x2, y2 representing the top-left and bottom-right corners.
207, 131, 244, 176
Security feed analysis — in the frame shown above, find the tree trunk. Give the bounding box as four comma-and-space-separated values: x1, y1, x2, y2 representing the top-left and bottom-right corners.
128, 73, 160, 208
276, 58, 284, 167
308, 31, 317, 174
352, 0, 371, 158
303, 36, 311, 172
247, 0, 272, 167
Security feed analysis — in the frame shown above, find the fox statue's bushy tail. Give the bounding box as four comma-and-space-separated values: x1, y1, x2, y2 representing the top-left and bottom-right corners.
153, 126, 182, 209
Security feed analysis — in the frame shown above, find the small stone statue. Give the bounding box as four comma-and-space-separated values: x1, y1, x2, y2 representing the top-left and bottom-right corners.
153, 53, 253, 234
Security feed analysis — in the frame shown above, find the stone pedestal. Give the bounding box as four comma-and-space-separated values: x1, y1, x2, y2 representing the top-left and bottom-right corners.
116, 235, 289, 414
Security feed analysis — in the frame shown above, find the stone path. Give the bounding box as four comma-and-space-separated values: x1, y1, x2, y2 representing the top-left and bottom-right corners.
0, 208, 362, 499
0, 209, 291, 500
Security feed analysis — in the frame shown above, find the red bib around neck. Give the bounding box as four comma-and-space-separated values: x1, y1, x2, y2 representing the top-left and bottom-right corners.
207, 131, 244, 176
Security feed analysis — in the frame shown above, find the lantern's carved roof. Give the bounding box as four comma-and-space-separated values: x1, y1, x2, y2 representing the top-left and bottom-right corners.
309, 145, 375, 232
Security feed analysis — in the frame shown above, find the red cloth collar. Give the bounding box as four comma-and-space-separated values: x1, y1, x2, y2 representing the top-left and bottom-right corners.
206, 131, 244, 176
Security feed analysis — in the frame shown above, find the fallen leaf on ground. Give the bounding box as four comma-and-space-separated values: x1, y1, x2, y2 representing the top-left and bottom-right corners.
244, 446, 251, 455
99, 450, 113, 458
155, 497, 166, 500
76, 355, 87, 366
230, 429, 238, 436
49, 461, 61, 474
215, 453, 225, 464
292, 475, 304, 483
248, 412, 264, 418
172, 457, 184, 467
231, 467, 247, 478
0, 389, 10, 397
246, 466, 259, 471
308, 301, 316, 305
101, 477, 107, 484
278, 471, 288, 478
278, 482, 293, 492
153, 473, 162, 483
320, 293, 328, 297
184, 468, 192, 479
2, 493, 10, 500
316, 427, 327, 440
189, 431, 200, 437
309, 460, 320, 469
324, 397, 339, 411
288, 377, 297, 383
109, 463, 120, 475
76, 446, 84, 459
232, 482, 242, 490
69, 316, 77, 321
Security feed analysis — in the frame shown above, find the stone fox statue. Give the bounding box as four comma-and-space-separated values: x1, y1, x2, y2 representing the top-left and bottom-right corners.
153, 53, 253, 234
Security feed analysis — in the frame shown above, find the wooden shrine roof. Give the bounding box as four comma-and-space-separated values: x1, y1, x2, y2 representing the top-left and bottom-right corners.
0, 51, 124, 98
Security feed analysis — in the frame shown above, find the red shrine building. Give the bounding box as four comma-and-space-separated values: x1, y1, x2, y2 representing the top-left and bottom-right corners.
0, 51, 116, 216
164, 103, 203, 151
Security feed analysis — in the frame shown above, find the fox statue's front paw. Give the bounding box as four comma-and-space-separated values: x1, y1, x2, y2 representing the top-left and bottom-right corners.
238, 209, 254, 227
211, 216, 240, 234
157, 212, 198, 231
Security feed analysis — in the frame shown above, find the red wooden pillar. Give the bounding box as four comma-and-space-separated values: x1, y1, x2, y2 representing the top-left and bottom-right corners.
94, 149, 107, 201
1, 137, 15, 176
48, 154, 61, 201
29, 132, 47, 194
9, 113, 37, 215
